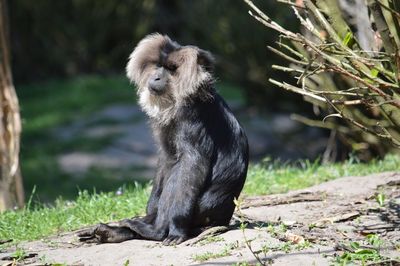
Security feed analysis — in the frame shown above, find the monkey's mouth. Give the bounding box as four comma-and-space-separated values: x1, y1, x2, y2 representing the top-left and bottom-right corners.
149, 86, 166, 96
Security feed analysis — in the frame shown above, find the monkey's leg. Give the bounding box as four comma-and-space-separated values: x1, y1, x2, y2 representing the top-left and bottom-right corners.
118, 179, 192, 245
120, 152, 210, 245
118, 182, 189, 244
78, 223, 138, 243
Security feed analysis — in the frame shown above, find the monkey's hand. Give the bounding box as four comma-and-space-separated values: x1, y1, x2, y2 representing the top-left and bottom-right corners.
78, 223, 137, 243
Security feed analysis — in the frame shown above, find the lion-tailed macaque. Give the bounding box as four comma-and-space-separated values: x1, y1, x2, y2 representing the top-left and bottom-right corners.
78, 33, 249, 245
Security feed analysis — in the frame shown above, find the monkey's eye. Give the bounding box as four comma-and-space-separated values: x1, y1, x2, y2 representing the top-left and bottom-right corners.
165, 63, 178, 72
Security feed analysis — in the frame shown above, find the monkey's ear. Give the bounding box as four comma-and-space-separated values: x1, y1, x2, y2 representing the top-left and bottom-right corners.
197, 49, 215, 72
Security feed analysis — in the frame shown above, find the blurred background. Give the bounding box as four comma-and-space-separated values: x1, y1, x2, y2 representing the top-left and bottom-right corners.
5, 0, 392, 202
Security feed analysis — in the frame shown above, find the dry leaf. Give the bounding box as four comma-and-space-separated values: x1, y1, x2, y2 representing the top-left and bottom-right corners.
284, 231, 305, 244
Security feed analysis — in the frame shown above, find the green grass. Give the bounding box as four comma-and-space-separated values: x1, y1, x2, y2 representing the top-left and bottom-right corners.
0, 184, 149, 243
1, 154, 399, 244
244, 154, 400, 195
192, 242, 237, 262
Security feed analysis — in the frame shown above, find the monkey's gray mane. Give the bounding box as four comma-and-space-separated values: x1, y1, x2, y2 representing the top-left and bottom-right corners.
126, 33, 214, 125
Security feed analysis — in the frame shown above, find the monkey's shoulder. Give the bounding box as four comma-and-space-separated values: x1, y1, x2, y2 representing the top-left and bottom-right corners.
177, 93, 245, 140
178, 93, 232, 119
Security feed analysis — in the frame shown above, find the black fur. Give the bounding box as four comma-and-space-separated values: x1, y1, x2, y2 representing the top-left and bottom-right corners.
123, 91, 249, 244
78, 39, 249, 245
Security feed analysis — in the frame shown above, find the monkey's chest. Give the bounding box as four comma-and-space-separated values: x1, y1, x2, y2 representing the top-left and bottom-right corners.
156, 132, 178, 158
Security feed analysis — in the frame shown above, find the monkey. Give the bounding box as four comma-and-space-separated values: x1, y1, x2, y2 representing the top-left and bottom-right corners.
78, 33, 249, 245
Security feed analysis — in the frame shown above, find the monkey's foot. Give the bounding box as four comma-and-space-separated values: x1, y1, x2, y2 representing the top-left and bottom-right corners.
183, 226, 229, 246
77, 223, 137, 243
162, 234, 188, 246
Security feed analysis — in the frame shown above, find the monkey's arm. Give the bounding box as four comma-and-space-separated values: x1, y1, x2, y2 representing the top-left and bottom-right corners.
78, 223, 138, 243
159, 122, 213, 245
163, 151, 211, 245
144, 151, 173, 221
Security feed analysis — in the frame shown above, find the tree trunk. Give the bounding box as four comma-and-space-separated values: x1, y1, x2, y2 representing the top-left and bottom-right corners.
0, 0, 24, 211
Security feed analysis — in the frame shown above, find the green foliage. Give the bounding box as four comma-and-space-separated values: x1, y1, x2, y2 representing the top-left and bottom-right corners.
19, 75, 134, 132
10, 0, 296, 109
334, 235, 390, 265
11, 248, 27, 262
375, 192, 386, 207
217, 82, 246, 104
366, 234, 383, 248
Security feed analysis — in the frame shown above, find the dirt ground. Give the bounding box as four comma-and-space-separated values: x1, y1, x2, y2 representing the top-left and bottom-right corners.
2, 171, 400, 266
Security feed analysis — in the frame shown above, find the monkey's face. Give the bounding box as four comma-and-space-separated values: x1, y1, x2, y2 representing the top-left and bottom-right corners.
126, 33, 215, 123
147, 66, 174, 96
146, 44, 180, 96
